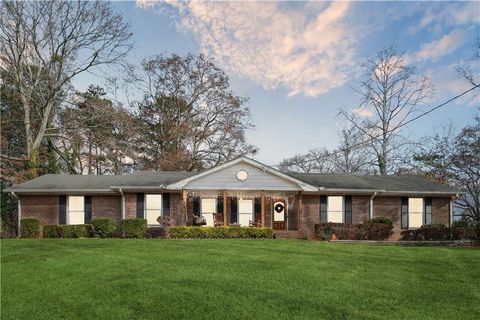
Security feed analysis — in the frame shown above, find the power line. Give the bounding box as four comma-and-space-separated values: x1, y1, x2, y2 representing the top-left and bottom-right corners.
274, 85, 479, 168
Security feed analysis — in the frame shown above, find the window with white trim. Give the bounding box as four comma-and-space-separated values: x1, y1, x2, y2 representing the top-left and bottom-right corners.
408, 198, 424, 228
67, 196, 85, 225
201, 198, 216, 227
145, 194, 162, 225
327, 196, 344, 223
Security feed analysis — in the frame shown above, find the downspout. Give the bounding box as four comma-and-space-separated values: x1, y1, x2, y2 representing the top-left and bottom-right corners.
11, 192, 21, 238
369, 192, 378, 219
449, 194, 458, 228
119, 188, 125, 220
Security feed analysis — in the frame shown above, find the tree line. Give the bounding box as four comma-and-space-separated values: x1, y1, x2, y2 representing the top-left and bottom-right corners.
0, 1, 255, 182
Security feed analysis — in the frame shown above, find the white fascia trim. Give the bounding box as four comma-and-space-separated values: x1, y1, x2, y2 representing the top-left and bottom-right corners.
307, 188, 386, 194
111, 185, 166, 190
166, 156, 319, 192
380, 190, 464, 196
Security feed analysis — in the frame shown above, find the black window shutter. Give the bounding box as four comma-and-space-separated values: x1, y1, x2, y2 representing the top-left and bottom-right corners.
230, 196, 238, 224
320, 195, 327, 223
136, 193, 145, 218
217, 196, 224, 213
163, 193, 170, 217
84, 196, 92, 224
59, 195, 67, 225
254, 197, 261, 214
344, 195, 352, 224
401, 197, 408, 229
193, 196, 200, 215
424, 198, 432, 225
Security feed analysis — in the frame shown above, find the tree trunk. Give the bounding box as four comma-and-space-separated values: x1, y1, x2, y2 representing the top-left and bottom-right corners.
26, 148, 39, 178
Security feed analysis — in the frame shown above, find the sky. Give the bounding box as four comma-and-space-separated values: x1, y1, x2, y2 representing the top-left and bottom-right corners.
75, 1, 480, 166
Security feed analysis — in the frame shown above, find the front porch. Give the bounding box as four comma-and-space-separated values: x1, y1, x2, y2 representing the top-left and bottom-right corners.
183, 190, 301, 231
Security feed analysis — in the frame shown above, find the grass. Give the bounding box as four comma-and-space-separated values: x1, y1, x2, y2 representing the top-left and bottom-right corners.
1, 239, 479, 320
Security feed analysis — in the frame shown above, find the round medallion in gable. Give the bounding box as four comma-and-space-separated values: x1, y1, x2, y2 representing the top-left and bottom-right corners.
236, 170, 248, 181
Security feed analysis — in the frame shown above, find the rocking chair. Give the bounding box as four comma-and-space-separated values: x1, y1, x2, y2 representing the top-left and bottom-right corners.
249, 219, 262, 227
213, 213, 224, 227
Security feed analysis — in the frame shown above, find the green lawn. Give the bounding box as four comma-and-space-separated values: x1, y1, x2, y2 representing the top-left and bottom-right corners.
1, 240, 479, 320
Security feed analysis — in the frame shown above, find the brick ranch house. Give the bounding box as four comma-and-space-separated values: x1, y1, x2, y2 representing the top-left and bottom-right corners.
8, 157, 461, 239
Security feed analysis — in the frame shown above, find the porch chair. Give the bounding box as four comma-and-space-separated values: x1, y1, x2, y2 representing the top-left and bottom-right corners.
213, 213, 224, 227
249, 219, 262, 227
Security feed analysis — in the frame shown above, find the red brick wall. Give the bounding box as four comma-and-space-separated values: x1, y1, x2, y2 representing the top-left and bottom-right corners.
264, 197, 272, 228
300, 195, 321, 239
372, 196, 451, 240
92, 195, 121, 220
125, 193, 137, 219
352, 196, 369, 224
20, 195, 59, 226
432, 197, 450, 225
170, 193, 187, 226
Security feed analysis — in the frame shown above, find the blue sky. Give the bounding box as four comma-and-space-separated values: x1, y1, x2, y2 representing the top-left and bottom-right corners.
76, 1, 479, 166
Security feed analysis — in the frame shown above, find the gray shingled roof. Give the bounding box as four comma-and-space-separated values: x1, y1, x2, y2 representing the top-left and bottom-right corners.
288, 173, 460, 193
8, 170, 461, 194
9, 171, 195, 192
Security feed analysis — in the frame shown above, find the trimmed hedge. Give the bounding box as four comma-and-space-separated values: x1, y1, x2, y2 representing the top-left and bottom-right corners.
315, 222, 392, 241
415, 224, 449, 241
145, 227, 168, 239
363, 223, 392, 241
57, 224, 93, 238
451, 227, 479, 240
452, 220, 470, 228
43, 225, 60, 238
402, 225, 479, 241
168, 226, 274, 239
92, 218, 116, 238
364, 217, 393, 231
119, 218, 147, 238
20, 219, 40, 238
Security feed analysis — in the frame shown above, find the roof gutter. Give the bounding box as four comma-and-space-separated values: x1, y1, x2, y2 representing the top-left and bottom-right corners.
379, 190, 465, 196
6, 189, 116, 195
308, 188, 386, 195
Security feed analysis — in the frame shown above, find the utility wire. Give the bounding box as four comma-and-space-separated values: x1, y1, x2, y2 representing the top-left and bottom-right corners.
273, 85, 480, 168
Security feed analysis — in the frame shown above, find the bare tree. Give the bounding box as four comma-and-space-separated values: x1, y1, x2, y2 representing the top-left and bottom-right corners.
457, 35, 480, 88
451, 113, 480, 224
132, 54, 256, 171
278, 148, 335, 173
0, 1, 132, 176
408, 113, 480, 225
279, 125, 370, 174
340, 47, 430, 175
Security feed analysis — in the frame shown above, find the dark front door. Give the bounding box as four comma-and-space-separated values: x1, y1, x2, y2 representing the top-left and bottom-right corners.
272, 200, 286, 230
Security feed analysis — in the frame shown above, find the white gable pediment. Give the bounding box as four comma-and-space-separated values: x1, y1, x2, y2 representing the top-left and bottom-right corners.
167, 157, 317, 191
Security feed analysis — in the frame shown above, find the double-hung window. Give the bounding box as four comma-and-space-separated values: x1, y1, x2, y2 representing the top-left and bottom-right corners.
67, 196, 85, 225
401, 197, 433, 229
320, 196, 353, 224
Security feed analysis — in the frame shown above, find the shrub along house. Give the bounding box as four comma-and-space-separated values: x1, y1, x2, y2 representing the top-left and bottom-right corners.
8, 157, 461, 239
